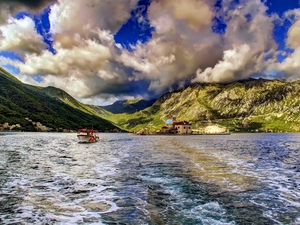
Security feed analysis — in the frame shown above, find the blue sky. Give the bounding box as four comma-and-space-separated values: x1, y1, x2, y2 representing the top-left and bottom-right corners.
265, 0, 300, 59
1, 0, 300, 104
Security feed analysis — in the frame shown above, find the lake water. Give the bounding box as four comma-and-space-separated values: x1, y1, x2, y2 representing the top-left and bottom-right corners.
0, 132, 299, 225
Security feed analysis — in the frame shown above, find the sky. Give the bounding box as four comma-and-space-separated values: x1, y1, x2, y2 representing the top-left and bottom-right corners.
1, 0, 300, 105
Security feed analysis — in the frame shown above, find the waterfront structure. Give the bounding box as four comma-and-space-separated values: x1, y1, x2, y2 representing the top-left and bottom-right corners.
160, 115, 192, 134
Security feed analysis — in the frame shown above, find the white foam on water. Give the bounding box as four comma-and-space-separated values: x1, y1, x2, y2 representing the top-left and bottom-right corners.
140, 170, 235, 224
1, 133, 300, 224
93, 162, 120, 179
187, 202, 235, 225
45, 213, 87, 224
0, 133, 126, 224
294, 217, 300, 225
246, 168, 300, 212
263, 210, 285, 225
17, 205, 35, 219
96, 200, 119, 214
198, 202, 223, 212
276, 183, 300, 207
180, 134, 300, 224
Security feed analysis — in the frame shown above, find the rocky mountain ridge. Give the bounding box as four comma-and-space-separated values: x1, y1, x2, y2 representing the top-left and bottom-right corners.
105, 79, 300, 133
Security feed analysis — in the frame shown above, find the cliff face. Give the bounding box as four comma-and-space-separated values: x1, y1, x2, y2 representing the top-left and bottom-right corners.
109, 79, 300, 132
156, 79, 300, 132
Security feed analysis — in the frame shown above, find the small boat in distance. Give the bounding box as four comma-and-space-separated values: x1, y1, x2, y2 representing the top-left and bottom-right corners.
77, 128, 99, 143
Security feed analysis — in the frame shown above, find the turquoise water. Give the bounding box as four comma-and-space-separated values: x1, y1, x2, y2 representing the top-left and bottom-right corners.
0, 133, 299, 224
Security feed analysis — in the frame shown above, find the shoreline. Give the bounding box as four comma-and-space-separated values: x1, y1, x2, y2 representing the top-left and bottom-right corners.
128, 131, 296, 136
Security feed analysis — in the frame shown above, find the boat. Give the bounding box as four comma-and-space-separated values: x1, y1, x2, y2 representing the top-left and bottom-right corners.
77, 128, 99, 143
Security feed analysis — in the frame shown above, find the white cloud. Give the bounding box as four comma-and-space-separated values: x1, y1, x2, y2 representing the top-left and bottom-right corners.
192, 44, 270, 83
116, 0, 222, 94
0, 55, 18, 66
266, 9, 300, 80
13, 31, 139, 98
152, 0, 214, 31
14, 38, 118, 97
271, 48, 300, 80
3, 0, 298, 104
193, 0, 277, 83
286, 20, 300, 49
6, 0, 141, 100
11, 0, 221, 99
18, 38, 112, 75
49, 0, 138, 40
0, 16, 47, 54
284, 9, 300, 49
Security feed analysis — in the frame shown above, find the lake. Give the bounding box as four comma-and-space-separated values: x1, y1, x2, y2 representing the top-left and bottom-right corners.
0, 133, 299, 224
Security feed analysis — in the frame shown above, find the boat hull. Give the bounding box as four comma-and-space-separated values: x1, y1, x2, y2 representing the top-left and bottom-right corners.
77, 135, 99, 143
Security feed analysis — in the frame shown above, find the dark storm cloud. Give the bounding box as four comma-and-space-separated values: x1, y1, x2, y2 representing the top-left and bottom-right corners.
83, 61, 151, 98
0, 0, 57, 9
0, 0, 57, 25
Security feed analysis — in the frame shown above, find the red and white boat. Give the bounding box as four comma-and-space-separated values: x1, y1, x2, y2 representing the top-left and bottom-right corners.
77, 128, 99, 143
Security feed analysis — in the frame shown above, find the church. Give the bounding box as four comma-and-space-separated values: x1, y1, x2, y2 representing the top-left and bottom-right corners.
160, 116, 192, 134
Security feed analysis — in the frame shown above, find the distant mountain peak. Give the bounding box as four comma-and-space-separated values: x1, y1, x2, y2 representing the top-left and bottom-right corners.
101, 98, 157, 114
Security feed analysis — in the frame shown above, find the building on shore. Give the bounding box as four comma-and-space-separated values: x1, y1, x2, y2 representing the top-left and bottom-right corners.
158, 115, 192, 134
192, 125, 230, 135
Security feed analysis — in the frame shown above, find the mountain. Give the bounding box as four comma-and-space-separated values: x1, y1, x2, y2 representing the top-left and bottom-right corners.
40, 86, 109, 116
2, 66, 300, 133
0, 68, 120, 132
101, 98, 157, 114
103, 79, 300, 133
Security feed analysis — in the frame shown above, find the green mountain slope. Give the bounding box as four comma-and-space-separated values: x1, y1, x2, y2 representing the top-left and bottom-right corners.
40, 86, 110, 117
0, 68, 120, 132
103, 79, 300, 133
101, 98, 157, 114
0, 67, 21, 82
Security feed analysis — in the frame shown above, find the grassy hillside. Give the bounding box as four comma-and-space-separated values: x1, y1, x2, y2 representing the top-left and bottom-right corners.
0, 68, 121, 132
102, 79, 300, 133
